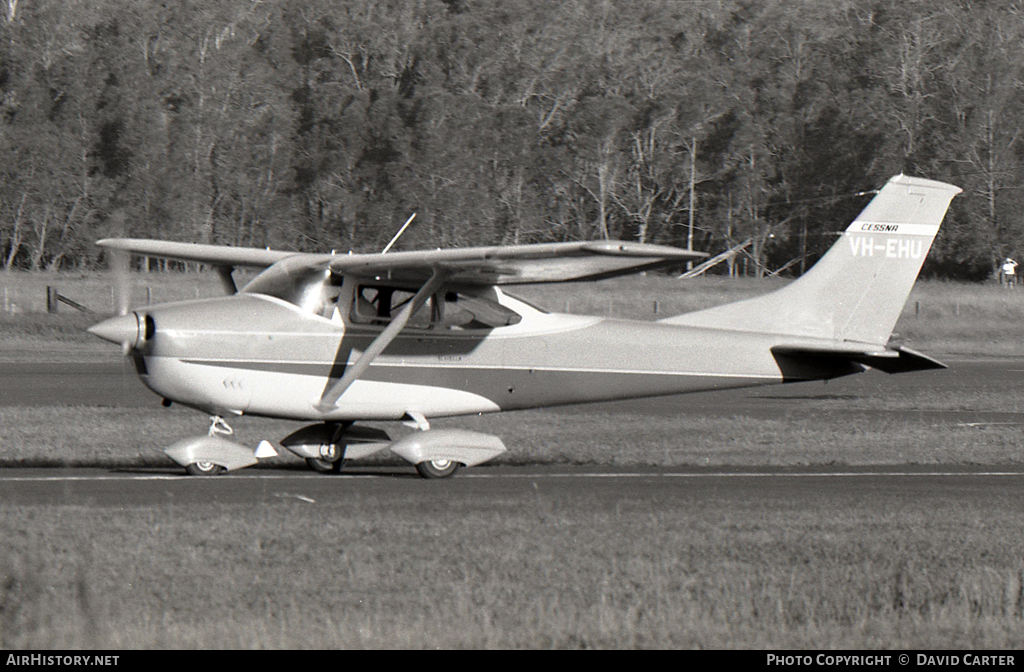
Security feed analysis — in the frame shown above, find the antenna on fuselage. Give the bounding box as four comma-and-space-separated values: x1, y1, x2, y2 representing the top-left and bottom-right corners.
381, 213, 416, 254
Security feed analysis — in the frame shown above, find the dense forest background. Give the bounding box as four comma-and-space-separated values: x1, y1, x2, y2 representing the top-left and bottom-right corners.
1, 0, 1023, 279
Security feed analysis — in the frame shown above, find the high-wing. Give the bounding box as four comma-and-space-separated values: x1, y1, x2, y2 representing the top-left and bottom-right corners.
327, 241, 704, 284
97, 238, 706, 285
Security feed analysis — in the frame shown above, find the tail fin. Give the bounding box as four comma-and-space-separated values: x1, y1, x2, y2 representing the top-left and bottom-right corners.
662, 174, 962, 345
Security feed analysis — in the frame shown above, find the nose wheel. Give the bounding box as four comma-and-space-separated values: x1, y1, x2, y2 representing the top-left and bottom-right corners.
181, 415, 235, 476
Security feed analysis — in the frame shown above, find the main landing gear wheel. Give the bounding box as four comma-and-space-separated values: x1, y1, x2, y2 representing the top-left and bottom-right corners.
305, 442, 344, 474
415, 459, 462, 479
185, 461, 225, 476
305, 457, 344, 474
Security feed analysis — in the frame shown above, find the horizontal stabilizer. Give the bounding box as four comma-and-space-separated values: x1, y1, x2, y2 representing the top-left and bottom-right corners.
771, 344, 946, 381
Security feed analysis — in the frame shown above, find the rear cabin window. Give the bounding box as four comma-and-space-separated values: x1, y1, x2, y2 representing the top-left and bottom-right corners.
441, 291, 522, 329
349, 284, 522, 330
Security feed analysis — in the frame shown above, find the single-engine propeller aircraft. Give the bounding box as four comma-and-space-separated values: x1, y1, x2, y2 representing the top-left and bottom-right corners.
87, 174, 961, 478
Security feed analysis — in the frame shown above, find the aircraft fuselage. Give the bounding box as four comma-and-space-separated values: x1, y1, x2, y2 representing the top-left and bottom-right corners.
126, 286, 843, 422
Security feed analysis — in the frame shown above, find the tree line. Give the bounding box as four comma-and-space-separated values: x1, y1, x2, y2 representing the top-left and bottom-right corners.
1, 0, 1022, 280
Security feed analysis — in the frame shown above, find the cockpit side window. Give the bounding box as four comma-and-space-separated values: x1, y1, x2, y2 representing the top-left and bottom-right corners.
351, 285, 437, 329
348, 283, 522, 330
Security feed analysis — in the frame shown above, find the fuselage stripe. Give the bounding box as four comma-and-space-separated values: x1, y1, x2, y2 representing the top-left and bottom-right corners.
177, 358, 779, 380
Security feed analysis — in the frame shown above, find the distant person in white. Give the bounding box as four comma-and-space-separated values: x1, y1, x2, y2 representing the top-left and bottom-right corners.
1003, 258, 1019, 287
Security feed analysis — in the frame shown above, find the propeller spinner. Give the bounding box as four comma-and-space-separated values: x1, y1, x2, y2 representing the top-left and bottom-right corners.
86, 312, 142, 351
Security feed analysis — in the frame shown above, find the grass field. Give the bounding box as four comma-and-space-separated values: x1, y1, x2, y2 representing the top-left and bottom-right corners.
3, 271, 1024, 649
4, 486, 1024, 650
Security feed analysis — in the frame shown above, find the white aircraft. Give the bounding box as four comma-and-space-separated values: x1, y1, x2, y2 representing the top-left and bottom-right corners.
86, 174, 961, 477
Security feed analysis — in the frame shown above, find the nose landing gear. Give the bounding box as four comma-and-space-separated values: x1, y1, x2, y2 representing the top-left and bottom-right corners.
164, 415, 276, 476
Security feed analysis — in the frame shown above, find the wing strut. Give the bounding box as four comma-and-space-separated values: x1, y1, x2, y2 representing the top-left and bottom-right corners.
314, 268, 447, 413
216, 265, 237, 295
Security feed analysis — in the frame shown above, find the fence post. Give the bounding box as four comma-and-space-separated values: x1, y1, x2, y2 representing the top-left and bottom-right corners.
47, 286, 58, 314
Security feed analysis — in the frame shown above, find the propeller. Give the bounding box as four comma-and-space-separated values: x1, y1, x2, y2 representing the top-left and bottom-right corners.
86, 248, 141, 354
111, 248, 131, 317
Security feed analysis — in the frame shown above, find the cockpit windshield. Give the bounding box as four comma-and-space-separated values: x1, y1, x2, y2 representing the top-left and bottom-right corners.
241, 263, 342, 318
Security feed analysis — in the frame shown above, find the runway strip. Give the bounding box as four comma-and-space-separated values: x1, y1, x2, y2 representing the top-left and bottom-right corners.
4, 466, 1021, 508
3, 468, 1024, 481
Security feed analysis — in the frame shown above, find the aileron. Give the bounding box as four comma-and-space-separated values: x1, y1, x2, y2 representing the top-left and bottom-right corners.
97, 238, 300, 269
